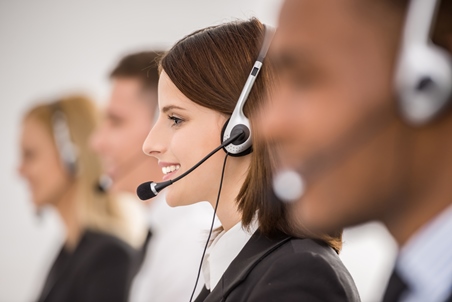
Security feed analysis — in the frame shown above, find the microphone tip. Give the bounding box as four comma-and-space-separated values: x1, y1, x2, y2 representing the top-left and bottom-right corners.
136, 181, 156, 200
272, 169, 305, 203
96, 174, 113, 193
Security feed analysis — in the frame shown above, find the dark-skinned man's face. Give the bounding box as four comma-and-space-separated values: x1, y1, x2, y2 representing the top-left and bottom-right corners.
259, 0, 408, 233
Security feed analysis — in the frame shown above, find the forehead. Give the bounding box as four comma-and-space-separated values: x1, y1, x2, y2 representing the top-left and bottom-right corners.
276, 0, 366, 54
21, 117, 52, 146
158, 71, 211, 114
109, 78, 155, 114
281, 0, 402, 41
274, 0, 400, 80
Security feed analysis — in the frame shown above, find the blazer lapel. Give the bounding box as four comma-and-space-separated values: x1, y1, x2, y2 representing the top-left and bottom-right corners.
204, 230, 291, 302
194, 286, 210, 302
447, 291, 452, 302
381, 269, 408, 302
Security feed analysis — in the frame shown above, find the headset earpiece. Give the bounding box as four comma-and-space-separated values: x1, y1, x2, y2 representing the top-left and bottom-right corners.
52, 106, 78, 177
396, 0, 452, 125
221, 118, 253, 157
221, 25, 275, 156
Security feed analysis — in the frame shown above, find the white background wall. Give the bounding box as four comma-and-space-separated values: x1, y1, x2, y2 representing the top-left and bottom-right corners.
0, 1, 397, 301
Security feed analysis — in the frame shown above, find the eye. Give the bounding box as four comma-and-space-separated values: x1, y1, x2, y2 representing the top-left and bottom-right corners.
22, 148, 36, 161
107, 114, 124, 128
168, 115, 184, 127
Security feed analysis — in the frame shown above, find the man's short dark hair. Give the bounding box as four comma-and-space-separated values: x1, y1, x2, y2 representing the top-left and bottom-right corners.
110, 51, 164, 90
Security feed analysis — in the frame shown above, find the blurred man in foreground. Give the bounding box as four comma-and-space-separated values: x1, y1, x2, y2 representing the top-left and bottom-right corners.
259, 1, 452, 301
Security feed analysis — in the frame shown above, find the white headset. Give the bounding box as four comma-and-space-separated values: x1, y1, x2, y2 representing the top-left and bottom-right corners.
52, 106, 78, 176
395, 0, 452, 125
221, 25, 275, 156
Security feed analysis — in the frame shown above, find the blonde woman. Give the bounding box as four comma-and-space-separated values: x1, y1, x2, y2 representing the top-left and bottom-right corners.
18, 95, 146, 302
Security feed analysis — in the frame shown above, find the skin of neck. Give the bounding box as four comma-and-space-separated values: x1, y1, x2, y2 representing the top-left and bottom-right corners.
384, 117, 452, 246
209, 154, 251, 232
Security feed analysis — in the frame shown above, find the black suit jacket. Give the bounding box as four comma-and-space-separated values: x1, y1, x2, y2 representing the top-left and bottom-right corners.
37, 230, 137, 302
382, 269, 452, 302
195, 230, 360, 302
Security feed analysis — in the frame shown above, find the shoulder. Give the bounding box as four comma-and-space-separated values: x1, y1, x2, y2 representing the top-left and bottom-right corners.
61, 231, 138, 302
247, 237, 360, 302
83, 230, 134, 252
74, 230, 137, 290
77, 230, 136, 269
278, 238, 354, 281
285, 237, 343, 268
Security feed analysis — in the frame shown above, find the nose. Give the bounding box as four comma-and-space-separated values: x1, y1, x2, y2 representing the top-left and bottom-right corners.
142, 117, 167, 157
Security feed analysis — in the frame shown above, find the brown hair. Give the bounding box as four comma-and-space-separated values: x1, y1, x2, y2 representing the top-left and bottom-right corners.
160, 18, 343, 252
111, 51, 164, 91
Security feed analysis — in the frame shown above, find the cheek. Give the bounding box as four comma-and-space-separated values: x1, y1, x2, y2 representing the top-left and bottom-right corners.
119, 128, 149, 161
166, 152, 225, 207
32, 155, 68, 206
272, 75, 388, 172
270, 86, 353, 165
165, 128, 224, 206
291, 121, 401, 232
122, 121, 150, 145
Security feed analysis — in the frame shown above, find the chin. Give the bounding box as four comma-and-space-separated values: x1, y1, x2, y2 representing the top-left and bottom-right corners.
290, 193, 341, 234
165, 198, 179, 208
32, 196, 47, 209
165, 186, 199, 208
113, 183, 132, 195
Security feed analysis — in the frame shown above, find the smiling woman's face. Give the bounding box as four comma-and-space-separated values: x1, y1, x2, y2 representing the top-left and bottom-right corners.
142, 71, 228, 207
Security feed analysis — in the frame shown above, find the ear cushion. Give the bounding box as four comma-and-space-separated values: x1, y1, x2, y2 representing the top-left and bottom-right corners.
396, 44, 452, 124
221, 118, 253, 157
52, 109, 78, 177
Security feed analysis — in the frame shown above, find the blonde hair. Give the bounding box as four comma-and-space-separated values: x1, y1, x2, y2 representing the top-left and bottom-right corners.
23, 95, 145, 247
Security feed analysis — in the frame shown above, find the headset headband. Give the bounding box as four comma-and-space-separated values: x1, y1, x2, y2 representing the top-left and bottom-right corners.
222, 24, 275, 156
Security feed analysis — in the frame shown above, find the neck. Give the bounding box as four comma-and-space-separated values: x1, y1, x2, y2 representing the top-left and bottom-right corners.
210, 155, 250, 231
385, 122, 452, 246
55, 183, 83, 250
387, 173, 452, 247
215, 195, 242, 232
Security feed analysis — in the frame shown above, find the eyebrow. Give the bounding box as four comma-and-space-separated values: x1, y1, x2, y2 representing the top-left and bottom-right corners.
105, 109, 123, 121
273, 50, 306, 71
161, 105, 186, 113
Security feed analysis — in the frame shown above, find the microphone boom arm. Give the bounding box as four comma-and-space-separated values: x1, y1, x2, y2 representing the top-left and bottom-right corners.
138, 130, 244, 200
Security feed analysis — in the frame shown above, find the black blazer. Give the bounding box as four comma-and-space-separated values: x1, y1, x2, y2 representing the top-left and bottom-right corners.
195, 230, 360, 302
37, 230, 137, 302
382, 270, 452, 302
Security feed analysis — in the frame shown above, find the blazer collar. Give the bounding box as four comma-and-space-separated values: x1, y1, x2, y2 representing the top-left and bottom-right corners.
203, 229, 291, 302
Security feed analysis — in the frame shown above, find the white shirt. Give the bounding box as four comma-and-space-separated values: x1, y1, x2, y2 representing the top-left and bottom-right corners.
397, 205, 452, 302
202, 220, 258, 291
129, 194, 215, 302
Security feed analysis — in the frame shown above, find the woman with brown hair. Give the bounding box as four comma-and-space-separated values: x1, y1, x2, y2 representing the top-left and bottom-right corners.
143, 18, 360, 301
19, 95, 146, 302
